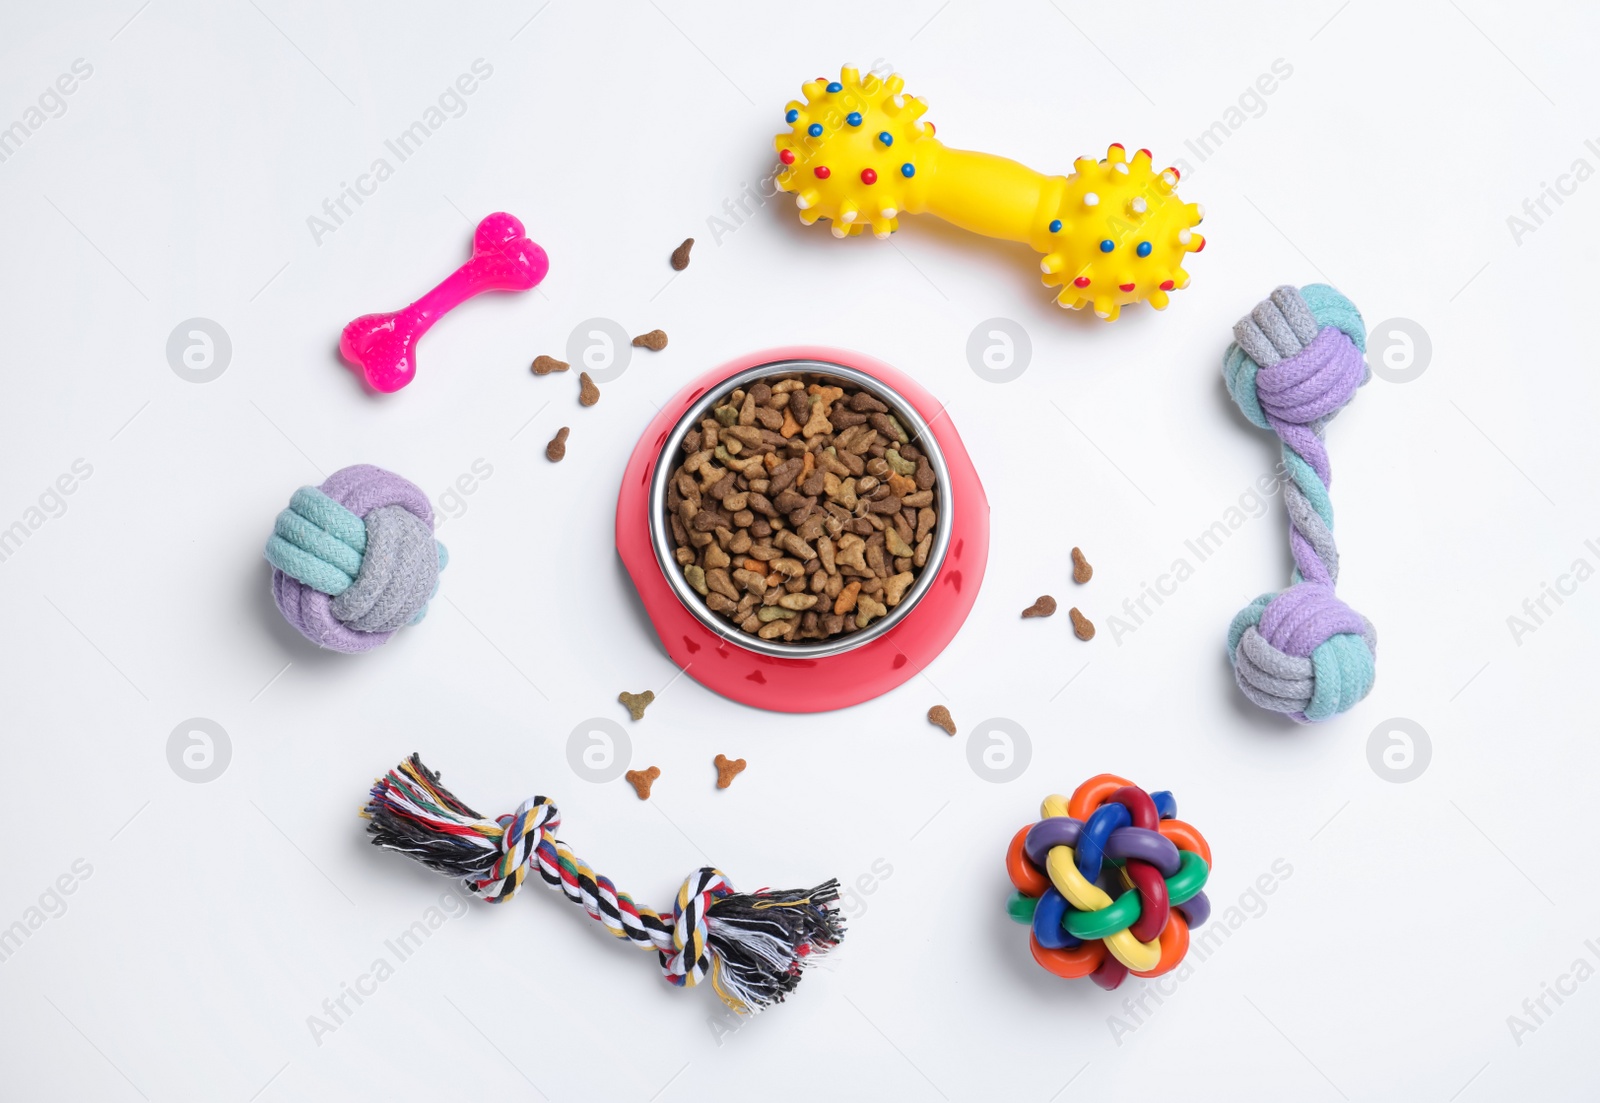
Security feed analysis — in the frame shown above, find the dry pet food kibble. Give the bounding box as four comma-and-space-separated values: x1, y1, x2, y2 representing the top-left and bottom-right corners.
670, 238, 694, 270
927, 704, 956, 736
714, 754, 746, 789
1022, 595, 1057, 619
625, 766, 660, 800
664, 372, 941, 645
546, 426, 570, 462
532, 355, 569, 375
633, 329, 669, 350
1072, 546, 1093, 584
579, 372, 600, 406
1070, 607, 1096, 640
618, 689, 655, 720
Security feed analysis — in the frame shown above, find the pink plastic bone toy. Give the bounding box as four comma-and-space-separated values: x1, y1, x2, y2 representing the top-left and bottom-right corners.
339, 212, 548, 393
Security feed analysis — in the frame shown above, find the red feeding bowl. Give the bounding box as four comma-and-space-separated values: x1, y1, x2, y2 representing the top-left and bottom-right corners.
615, 346, 989, 712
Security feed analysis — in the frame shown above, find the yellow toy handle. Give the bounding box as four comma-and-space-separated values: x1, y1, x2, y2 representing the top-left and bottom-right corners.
775, 65, 1206, 321
915, 145, 1056, 245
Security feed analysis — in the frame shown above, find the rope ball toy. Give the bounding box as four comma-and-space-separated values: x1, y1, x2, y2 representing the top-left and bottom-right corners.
774, 65, 1205, 320
1005, 774, 1212, 991
1223, 285, 1376, 721
264, 464, 446, 653
363, 755, 845, 1013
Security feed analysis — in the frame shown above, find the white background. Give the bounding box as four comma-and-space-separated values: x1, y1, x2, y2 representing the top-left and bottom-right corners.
2, 1, 1597, 1099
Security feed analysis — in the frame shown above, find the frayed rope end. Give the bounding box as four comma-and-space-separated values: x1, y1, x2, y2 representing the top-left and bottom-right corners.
706, 879, 845, 1014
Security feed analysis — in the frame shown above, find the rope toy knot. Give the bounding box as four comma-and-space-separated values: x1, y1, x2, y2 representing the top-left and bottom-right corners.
265, 464, 446, 653
479, 798, 558, 902
1005, 775, 1211, 991
1221, 285, 1376, 722
363, 755, 844, 1013
1228, 583, 1376, 722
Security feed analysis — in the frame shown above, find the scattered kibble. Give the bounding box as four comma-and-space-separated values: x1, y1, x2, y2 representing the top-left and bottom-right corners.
546, 426, 569, 462
1072, 546, 1093, 584
579, 372, 600, 406
618, 689, 655, 720
625, 767, 660, 800
714, 754, 746, 789
532, 355, 569, 375
632, 329, 669, 351
1070, 607, 1096, 640
927, 704, 956, 736
665, 373, 941, 644
1022, 595, 1057, 619
670, 238, 694, 271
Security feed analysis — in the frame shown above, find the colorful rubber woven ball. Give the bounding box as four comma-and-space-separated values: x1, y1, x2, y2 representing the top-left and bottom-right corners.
264, 464, 446, 653
1005, 774, 1212, 990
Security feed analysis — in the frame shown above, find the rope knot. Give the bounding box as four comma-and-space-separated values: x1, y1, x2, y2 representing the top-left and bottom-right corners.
1224, 284, 1369, 433
1229, 584, 1376, 722
265, 464, 446, 653
477, 798, 558, 903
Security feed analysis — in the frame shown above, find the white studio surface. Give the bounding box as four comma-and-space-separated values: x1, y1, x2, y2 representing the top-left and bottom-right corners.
2, 1, 1596, 1100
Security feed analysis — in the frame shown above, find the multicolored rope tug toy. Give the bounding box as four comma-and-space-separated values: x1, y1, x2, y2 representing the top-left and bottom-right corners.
1224, 285, 1376, 721
1005, 775, 1211, 990
774, 65, 1206, 320
364, 755, 845, 1013
264, 465, 446, 653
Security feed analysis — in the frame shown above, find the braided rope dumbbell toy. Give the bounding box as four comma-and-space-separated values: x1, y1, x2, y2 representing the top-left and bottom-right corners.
1223, 285, 1376, 721
264, 465, 446, 653
775, 65, 1206, 320
1005, 774, 1211, 991
364, 755, 845, 1013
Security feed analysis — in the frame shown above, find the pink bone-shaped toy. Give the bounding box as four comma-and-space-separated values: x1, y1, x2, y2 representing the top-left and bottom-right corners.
339, 212, 548, 393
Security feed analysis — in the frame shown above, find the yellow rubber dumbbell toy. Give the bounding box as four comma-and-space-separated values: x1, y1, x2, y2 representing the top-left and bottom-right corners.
775, 65, 1206, 321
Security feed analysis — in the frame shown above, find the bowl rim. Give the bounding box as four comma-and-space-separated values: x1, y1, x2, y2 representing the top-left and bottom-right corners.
648, 356, 956, 659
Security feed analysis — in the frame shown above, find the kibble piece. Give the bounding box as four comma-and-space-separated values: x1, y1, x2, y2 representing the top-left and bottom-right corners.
834, 579, 862, 614
705, 568, 739, 601
579, 372, 600, 406
714, 753, 746, 789
670, 238, 694, 270
632, 329, 669, 351
855, 594, 887, 629
1069, 608, 1096, 641
531, 355, 569, 375
1022, 595, 1057, 619
546, 426, 569, 462
618, 689, 655, 721
1072, 547, 1093, 584
625, 767, 660, 800
927, 705, 956, 736
882, 571, 915, 606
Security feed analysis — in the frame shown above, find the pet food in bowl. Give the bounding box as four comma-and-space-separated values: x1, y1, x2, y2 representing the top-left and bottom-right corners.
663, 371, 947, 651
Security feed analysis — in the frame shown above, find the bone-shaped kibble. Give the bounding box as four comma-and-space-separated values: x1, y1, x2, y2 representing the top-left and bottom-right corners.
618, 689, 654, 721
714, 754, 746, 789
625, 767, 660, 800
339, 212, 549, 393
